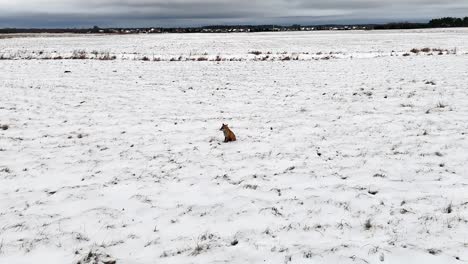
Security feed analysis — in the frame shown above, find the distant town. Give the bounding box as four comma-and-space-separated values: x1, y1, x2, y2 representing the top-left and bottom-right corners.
1, 17, 467, 34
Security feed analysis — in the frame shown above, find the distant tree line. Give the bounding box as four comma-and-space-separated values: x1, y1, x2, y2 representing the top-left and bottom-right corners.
428, 17, 468, 27
0, 25, 367, 34
374, 17, 468, 29
1, 17, 468, 34
373, 22, 428, 30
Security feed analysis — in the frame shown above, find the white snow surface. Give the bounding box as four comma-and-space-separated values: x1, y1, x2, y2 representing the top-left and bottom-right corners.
1, 29, 468, 264
1, 28, 468, 61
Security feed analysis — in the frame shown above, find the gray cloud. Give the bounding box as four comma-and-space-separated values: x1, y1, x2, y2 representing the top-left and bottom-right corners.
1, 0, 467, 27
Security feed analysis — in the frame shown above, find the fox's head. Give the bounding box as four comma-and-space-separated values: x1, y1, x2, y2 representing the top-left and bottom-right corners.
220, 123, 229, 131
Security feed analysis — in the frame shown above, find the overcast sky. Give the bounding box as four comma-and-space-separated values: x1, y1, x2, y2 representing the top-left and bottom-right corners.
1, 0, 467, 28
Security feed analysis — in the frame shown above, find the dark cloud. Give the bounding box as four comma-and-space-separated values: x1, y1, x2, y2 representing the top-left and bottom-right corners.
1, 0, 467, 28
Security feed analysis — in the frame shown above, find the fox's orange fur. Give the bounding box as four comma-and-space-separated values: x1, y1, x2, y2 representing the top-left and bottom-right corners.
220, 124, 236, 143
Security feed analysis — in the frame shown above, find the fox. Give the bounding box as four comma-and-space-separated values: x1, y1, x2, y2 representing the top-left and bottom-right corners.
219, 124, 237, 143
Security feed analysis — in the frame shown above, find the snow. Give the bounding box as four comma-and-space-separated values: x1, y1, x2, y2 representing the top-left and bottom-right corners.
1, 28, 468, 61
1, 29, 468, 264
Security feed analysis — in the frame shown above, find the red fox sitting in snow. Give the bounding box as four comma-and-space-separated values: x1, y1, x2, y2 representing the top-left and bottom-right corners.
220, 124, 237, 143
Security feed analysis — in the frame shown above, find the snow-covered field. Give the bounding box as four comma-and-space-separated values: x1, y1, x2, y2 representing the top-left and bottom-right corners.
1, 29, 468, 264
1, 28, 468, 61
